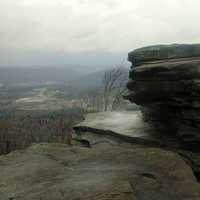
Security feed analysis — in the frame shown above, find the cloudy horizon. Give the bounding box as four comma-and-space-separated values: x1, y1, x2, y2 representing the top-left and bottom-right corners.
1, 0, 200, 67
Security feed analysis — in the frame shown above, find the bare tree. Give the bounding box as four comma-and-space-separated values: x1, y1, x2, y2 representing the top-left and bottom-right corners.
79, 88, 103, 112
77, 66, 128, 112
102, 67, 128, 111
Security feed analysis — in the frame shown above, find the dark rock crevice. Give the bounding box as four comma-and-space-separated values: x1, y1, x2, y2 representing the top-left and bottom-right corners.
178, 151, 200, 182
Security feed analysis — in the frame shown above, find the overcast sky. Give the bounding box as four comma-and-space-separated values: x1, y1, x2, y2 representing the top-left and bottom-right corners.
1, 0, 200, 67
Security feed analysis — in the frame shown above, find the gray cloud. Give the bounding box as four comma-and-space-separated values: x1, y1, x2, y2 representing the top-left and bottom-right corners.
0, 0, 200, 66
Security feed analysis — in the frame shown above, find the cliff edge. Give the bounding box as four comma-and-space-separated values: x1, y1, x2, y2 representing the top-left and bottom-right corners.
126, 44, 200, 147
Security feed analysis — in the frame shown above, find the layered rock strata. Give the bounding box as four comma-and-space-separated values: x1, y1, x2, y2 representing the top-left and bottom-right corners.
126, 44, 200, 147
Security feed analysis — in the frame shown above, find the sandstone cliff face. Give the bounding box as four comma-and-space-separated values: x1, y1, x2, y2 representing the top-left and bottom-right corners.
126, 44, 200, 147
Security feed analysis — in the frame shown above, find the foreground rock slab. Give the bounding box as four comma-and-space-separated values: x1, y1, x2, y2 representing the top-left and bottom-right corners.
0, 143, 199, 200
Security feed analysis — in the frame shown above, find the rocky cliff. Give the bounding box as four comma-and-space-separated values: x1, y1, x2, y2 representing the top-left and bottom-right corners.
126, 44, 200, 148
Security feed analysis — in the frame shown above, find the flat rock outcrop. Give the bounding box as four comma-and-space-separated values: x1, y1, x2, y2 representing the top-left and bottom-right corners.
126, 44, 200, 147
73, 111, 182, 149
0, 143, 200, 200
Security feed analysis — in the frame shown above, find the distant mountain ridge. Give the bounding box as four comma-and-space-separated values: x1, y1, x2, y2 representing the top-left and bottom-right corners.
0, 67, 81, 85
68, 67, 129, 92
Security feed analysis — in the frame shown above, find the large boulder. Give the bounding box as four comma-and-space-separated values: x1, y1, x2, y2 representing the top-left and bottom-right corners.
126, 44, 200, 147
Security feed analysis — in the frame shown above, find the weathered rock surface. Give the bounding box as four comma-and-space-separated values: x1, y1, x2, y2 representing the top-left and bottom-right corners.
128, 44, 200, 66
73, 111, 182, 149
126, 44, 200, 147
0, 143, 200, 200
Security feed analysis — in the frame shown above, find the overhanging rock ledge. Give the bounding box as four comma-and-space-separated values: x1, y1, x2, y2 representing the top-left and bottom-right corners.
126, 44, 200, 148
